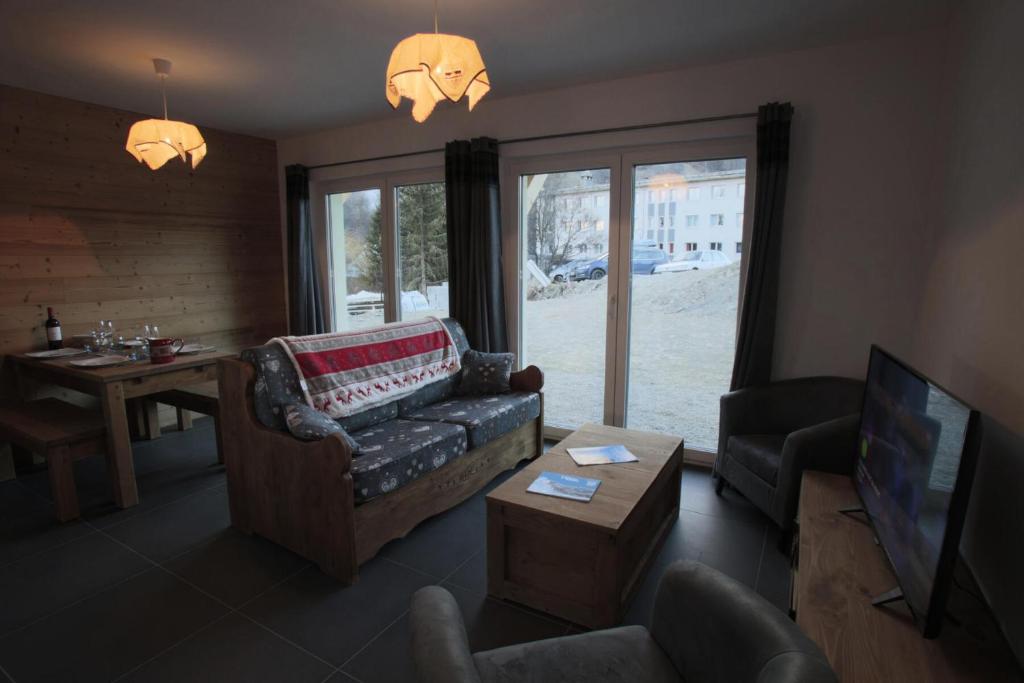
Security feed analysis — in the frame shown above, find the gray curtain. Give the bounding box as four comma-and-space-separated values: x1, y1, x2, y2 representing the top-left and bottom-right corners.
444, 138, 508, 352
285, 164, 326, 336
730, 103, 794, 390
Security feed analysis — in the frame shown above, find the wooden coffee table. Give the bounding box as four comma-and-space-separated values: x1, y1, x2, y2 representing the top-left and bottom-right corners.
486, 423, 684, 628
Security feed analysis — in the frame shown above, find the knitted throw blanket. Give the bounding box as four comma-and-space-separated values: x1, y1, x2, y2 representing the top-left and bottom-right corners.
272, 317, 461, 419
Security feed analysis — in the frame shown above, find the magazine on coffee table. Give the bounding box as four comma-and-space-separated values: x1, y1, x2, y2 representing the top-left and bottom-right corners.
527, 471, 601, 502
567, 444, 638, 467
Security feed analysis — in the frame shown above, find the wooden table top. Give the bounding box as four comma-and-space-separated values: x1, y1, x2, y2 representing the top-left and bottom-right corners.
12, 350, 235, 384
487, 423, 683, 534
797, 471, 1019, 682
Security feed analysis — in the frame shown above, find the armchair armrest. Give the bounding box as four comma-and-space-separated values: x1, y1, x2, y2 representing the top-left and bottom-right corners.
772, 413, 860, 530
510, 364, 544, 392
410, 586, 482, 683
650, 561, 836, 683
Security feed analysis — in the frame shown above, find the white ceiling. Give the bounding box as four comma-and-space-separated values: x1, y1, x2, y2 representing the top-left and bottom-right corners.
0, 0, 954, 139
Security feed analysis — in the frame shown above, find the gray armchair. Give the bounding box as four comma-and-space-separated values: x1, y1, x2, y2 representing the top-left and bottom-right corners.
410, 560, 837, 683
715, 376, 864, 548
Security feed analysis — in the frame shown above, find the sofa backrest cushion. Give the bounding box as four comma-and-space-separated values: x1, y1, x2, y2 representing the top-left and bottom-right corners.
243, 317, 472, 432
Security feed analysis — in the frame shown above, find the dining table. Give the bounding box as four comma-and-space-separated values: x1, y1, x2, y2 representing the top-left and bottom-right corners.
10, 349, 235, 508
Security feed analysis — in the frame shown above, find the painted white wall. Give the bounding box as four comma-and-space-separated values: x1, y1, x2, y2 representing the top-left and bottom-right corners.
278, 28, 948, 381
912, 0, 1024, 434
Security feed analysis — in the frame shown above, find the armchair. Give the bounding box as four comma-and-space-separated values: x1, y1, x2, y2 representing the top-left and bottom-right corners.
715, 376, 864, 549
410, 560, 837, 683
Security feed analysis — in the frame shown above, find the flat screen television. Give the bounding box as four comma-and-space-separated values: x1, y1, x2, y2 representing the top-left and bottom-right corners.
854, 345, 981, 638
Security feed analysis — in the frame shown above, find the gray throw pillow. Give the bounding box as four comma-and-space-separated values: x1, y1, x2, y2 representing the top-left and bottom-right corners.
457, 350, 514, 395
284, 404, 361, 453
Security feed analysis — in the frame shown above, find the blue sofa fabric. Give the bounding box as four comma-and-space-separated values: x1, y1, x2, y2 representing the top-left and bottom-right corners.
403, 393, 540, 449
349, 419, 468, 503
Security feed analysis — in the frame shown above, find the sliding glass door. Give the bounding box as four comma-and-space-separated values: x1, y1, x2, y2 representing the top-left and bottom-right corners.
518, 167, 613, 430
514, 141, 752, 455
623, 158, 747, 450
396, 181, 449, 321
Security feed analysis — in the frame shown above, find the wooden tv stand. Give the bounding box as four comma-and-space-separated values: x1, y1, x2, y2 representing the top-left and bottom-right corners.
794, 471, 1019, 682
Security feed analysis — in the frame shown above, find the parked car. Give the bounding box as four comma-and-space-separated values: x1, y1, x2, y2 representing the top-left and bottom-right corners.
654, 249, 732, 273
548, 259, 587, 283
570, 247, 670, 281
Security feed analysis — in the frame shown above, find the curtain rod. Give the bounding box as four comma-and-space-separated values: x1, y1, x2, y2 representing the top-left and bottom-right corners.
305, 112, 758, 171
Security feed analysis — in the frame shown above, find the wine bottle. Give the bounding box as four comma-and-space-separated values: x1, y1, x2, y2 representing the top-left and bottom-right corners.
45, 307, 63, 350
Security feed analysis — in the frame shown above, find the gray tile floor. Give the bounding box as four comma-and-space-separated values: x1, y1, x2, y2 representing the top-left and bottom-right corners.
0, 419, 791, 683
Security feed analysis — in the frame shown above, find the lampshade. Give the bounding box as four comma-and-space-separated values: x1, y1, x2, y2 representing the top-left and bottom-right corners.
386, 33, 490, 123
125, 58, 207, 170
125, 119, 207, 170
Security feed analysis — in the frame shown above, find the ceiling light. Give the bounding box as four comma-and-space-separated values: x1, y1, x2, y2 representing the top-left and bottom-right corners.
385, 2, 490, 123
125, 58, 207, 170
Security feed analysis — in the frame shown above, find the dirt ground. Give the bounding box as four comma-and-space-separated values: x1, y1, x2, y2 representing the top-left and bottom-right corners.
524, 262, 741, 450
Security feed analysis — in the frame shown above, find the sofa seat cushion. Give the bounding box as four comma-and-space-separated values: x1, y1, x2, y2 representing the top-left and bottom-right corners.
727, 434, 787, 486
350, 419, 468, 503
403, 392, 540, 449
472, 625, 679, 683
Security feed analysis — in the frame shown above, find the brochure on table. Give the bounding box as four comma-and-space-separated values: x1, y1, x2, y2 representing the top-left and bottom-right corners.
567, 444, 638, 466
527, 471, 601, 502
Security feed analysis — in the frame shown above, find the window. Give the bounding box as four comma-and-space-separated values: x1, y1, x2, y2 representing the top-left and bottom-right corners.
658, 203, 665, 217
397, 182, 449, 320
648, 204, 655, 218
657, 229, 665, 243
325, 189, 385, 330
685, 214, 698, 227
647, 229, 655, 239
736, 212, 744, 228
685, 242, 697, 251
668, 201, 677, 217
687, 187, 700, 201
668, 229, 676, 242
735, 242, 742, 254
737, 184, 745, 199
709, 214, 725, 227
712, 185, 726, 199
669, 189, 676, 201
709, 241, 722, 250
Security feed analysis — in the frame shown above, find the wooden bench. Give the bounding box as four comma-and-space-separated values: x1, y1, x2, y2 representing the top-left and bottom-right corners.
151, 381, 223, 464
0, 398, 106, 522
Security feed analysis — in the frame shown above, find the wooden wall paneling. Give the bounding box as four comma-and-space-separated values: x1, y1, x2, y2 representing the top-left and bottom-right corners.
0, 84, 287, 435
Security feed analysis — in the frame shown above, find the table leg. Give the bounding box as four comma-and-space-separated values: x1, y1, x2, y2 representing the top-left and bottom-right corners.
100, 382, 139, 508
141, 399, 161, 440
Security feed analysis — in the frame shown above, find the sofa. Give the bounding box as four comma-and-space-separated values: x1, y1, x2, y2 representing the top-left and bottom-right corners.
411, 560, 837, 683
217, 318, 544, 583
715, 376, 864, 550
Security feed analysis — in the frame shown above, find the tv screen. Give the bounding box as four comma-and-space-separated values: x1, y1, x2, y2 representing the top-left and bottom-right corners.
855, 346, 981, 638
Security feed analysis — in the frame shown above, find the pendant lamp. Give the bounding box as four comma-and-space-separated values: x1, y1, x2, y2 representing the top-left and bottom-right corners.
125, 59, 207, 170
385, 2, 490, 123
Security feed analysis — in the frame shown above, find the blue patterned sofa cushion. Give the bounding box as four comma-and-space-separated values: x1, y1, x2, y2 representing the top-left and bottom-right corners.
283, 404, 361, 453
350, 419, 468, 503
241, 345, 305, 431
336, 401, 399, 433
403, 392, 540, 449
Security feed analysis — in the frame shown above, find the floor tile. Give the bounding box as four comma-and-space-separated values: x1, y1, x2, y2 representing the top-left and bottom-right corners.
446, 549, 486, 594
757, 525, 793, 611
378, 500, 485, 579
119, 612, 332, 683
0, 531, 151, 635
105, 486, 230, 562
680, 466, 766, 523
165, 529, 309, 607
243, 557, 434, 666
0, 567, 227, 683
0, 481, 92, 566
342, 582, 567, 683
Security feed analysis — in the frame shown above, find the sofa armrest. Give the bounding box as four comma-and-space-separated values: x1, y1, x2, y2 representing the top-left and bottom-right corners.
771, 413, 860, 530
650, 561, 836, 683
510, 364, 544, 392
410, 586, 482, 683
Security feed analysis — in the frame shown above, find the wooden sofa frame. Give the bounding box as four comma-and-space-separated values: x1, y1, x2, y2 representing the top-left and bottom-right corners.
218, 358, 544, 583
